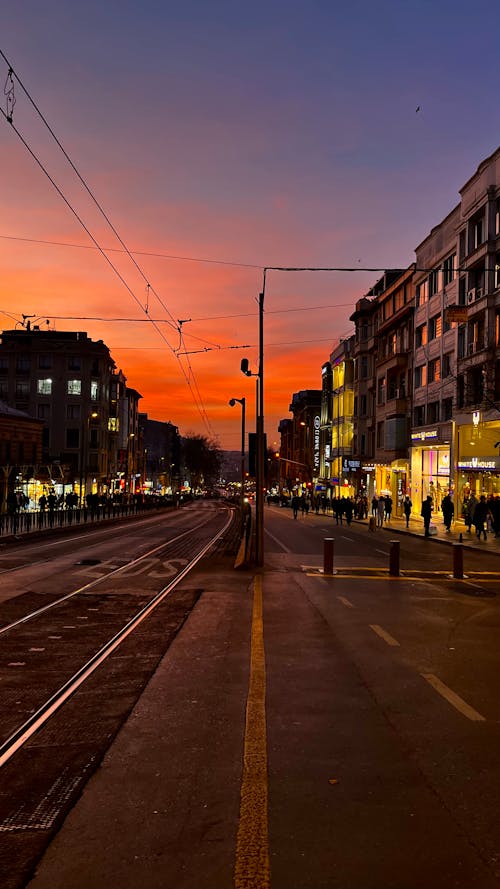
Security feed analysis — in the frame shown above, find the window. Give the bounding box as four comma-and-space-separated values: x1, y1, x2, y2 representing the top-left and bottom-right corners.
15, 381, 30, 397
415, 279, 428, 307
442, 253, 456, 286
376, 421, 384, 448
414, 405, 425, 426
458, 277, 467, 305
16, 355, 30, 372
442, 398, 453, 421
442, 353, 452, 378
428, 315, 442, 340
37, 378, 52, 395
359, 395, 367, 417
471, 214, 485, 251
66, 428, 80, 448
37, 403, 50, 419
415, 365, 427, 388
89, 428, 98, 448
495, 252, 500, 290
427, 401, 440, 424
428, 359, 441, 383
377, 376, 386, 405
416, 324, 427, 347
67, 404, 81, 419
429, 268, 440, 297
91, 380, 99, 401
0, 380, 7, 397
68, 355, 81, 371
0, 356, 8, 371
67, 379, 82, 395
360, 356, 369, 379
38, 353, 52, 369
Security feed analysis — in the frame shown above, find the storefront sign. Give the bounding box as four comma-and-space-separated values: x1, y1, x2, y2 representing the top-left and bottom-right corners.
362, 464, 375, 472
457, 457, 500, 470
313, 415, 320, 471
342, 458, 361, 471
411, 430, 438, 442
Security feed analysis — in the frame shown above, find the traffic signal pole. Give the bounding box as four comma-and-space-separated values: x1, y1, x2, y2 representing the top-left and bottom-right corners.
256, 284, 265, 567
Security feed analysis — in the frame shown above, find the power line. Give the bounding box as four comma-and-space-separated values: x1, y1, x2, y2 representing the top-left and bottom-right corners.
0, 53, 215, 438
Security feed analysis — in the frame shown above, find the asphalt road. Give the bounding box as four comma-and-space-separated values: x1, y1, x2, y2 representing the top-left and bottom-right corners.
3, 503, 500, 889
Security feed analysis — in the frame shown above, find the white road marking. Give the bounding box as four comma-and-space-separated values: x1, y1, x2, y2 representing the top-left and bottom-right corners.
338, 596, 354, 608
264, 528, 291, 553
369, 624, 400, 646
341, 536, 354, 542
375, 549, 388, 556
421, 673, 485, 722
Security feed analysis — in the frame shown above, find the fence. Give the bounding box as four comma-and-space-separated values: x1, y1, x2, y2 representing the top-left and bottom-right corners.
0, 498, 182, 539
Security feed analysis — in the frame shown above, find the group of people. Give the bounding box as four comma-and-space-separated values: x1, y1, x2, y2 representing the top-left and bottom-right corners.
419, 491, 500, 539
371, 494, 394, 527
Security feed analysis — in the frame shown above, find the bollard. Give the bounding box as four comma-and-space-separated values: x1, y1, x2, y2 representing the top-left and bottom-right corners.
389, 540, 400, 577
324, 538, 334, 575
453, 543, 464, 579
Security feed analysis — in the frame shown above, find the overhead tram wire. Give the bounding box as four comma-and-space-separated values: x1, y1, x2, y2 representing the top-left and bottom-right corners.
0, 57, 214, 438
0, 48, 179, 331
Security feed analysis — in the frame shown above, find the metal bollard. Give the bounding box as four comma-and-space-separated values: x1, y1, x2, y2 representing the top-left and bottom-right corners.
389, 540, 400, 577
324, 538, 334, 575
453, 543, 464, 579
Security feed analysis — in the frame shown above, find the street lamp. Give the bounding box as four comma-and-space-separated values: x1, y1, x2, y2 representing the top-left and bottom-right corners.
229, 397, 246, 511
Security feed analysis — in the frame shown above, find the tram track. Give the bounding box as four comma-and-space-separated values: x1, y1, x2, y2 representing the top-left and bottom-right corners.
0, 508, 227, 637
0, 506, 233, 769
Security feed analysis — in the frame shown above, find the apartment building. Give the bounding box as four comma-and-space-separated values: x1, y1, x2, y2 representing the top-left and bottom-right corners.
0, 327, 144, 502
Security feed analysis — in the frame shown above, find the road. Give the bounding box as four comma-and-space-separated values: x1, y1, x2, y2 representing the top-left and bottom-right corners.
1, 502, 500, 888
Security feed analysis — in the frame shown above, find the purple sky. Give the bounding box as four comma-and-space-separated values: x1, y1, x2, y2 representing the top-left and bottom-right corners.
1, 1, 499, 449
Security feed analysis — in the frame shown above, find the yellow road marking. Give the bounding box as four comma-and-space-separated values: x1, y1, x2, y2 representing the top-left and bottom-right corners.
234, 574, 270, 889
369, 624, 400, 647
421, 673, 485, 722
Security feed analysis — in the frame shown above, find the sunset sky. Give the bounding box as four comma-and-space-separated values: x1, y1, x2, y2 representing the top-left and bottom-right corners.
1, 1, 499, 451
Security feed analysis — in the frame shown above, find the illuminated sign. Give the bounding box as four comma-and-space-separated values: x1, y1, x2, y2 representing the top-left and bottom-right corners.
472, 411, 481, 427
313, 415, 320, 471
458, 457, 500, 470
411, 430, 438, 442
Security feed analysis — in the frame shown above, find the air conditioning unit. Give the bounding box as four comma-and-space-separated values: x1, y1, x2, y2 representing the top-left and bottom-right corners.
476, 287, 484, 298
467, 288, 476, 303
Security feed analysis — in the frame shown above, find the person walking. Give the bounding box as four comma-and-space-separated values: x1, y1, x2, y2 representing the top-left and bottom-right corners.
441, 493, 454, 532
291, 494, 300, 520
376, 495, 385, 528
472, 495, 489, 541
403, 495, 412, 528
421, 495, 433, 537
385, 495, 393, 523
371, 495, 378, 517
464, 493, 477, 533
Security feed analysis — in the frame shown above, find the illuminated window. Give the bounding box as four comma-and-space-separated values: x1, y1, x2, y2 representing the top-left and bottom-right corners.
91, 381, 99, 401
67, 379, 81, 395
37, 378, 52, 395
108, 417, 119, 432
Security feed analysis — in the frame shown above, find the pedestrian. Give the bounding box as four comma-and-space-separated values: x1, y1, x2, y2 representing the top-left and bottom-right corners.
441, 493, 454, 532
488, 495, 500, 537
371, 494, 378, 517
291, 494, 300, 520
472, 495, 489, 541
421, 495, 433, 537
376, 495, 385, 527
464, 493, 477, 533
403, 495, 412, 528
385, 495, 393, 523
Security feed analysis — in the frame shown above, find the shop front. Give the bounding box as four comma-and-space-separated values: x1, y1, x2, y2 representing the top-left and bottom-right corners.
455, 416, 500, 518
410, 428, 452, 516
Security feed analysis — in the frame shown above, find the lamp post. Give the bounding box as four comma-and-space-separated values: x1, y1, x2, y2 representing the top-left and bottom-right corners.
229, 397, 246, 511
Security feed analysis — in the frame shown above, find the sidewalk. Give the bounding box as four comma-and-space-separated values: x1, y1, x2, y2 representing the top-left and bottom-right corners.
354, 509, 500, 554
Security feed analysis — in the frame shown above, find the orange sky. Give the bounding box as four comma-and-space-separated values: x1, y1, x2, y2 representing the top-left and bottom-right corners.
1, 3, 498, 450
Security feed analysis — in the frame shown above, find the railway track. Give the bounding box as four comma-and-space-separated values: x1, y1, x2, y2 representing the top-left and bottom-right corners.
0, 503, 236, 889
